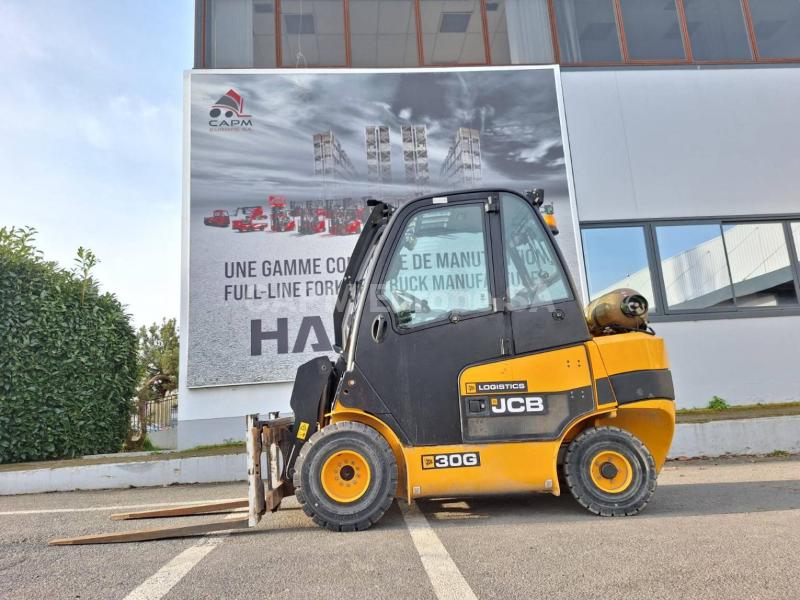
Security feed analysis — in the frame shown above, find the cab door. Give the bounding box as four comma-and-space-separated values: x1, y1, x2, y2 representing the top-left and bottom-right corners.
349, 192, 509, 446
458, 192, 593, 443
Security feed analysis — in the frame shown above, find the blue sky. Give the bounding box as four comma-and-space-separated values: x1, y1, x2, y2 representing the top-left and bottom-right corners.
0, 0, 193, 327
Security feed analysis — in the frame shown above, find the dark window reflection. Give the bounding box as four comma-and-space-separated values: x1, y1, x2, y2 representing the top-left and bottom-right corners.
655, 224, 734, 310
555, 0, 622, 63
619, 0, 686, 60
581, 227, 656, 308
349, 0, 419, 67
749, 0, 800, 59
684, 0, 752, 61
722, 223, 797, 306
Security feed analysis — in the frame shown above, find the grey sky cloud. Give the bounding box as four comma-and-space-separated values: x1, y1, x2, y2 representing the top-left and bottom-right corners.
190, 68, 569, 210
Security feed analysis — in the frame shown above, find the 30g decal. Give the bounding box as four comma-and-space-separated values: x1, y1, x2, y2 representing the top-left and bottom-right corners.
421, 452, 481, 470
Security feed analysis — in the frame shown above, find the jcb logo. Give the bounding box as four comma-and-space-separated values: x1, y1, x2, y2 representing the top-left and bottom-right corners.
490, 396, 545, 414
421, 452, 480, 470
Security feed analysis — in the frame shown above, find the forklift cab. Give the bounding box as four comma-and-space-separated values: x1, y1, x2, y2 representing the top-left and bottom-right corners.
335, 189, 591, 448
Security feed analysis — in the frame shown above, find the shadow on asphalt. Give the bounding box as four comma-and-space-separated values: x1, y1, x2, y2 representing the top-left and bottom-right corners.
415, 479, 800, 526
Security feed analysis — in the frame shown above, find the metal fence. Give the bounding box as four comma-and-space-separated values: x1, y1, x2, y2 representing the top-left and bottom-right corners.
131, 395, 178, 433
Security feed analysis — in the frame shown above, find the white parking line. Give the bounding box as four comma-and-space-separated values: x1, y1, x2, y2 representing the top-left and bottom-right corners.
400, 501, 478, 600
122, 513, 241, 600
0, 498, 243, 516
123, 540, 218, 600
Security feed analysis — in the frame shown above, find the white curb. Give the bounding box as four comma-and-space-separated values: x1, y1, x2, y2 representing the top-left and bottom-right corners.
1, 415, 798, 495
0, 453, 247, 496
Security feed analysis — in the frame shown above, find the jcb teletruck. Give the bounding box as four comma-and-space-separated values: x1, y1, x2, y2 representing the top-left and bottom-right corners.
52, 188, 674, 545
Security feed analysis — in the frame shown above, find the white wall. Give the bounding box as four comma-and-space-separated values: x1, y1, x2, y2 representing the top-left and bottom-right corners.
561, 65, 800, 408
560, 66, 800, 222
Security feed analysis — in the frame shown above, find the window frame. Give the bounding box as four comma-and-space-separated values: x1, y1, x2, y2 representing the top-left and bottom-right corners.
376, 200, 498, 334
581, 214, 800, 323
197, 0, 800, 68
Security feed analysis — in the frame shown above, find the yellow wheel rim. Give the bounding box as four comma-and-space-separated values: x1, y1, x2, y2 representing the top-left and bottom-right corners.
589, 450, 633, 494
320, 450, 371, 503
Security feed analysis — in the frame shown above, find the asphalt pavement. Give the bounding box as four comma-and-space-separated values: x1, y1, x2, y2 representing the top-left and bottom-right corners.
1, 456, 798, 600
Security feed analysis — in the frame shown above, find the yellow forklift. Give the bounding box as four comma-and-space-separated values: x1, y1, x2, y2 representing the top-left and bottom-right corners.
52, 188, 674, 545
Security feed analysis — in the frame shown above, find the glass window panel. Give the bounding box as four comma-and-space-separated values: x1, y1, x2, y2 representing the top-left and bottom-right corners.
722, 223, 797, 306
253, 1, 277, 67
207, 0, 255, 67
382, 205, 491, 328
748, 0, 800, 59
420, 0, 486, 65
487, 0, 554, 64
581, 227, 656, 309
619, 0, 686, 60
555, 0, 622, 63
349, 0, 418, 67
792, 222, 800, 260
281, 0, 345, 67
683, 0, 752, 61
501, 194, 570, 309
655, 224, 734, 310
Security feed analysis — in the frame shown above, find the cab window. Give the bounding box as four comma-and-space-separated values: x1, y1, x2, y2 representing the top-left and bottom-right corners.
501, 193, 570, 309
382, 204, 491, 328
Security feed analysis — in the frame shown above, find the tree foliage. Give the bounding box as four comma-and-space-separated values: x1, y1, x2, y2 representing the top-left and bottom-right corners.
0, 227, 137, 463
137, 318, 179, 403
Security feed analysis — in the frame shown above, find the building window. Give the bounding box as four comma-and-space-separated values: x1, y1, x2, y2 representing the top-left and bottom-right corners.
205, 0, 256, 68
618, 0, 686, 61
349, 0, 419, 67
723, 223, 797, 306
792, 222, 800, 259
419, 0, 487, 65
582, 217, 800, 321
655, 224, 735, 310
748, 0, 800, 59
581, 226, 656, 309
487, 0, 554, 65
280, 0, 346, 67
554, 0, 622, 63
683, 0, 753, 61
253, 1, 277, 67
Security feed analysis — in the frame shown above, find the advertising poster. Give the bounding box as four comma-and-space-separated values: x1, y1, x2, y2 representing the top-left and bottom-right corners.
188, 67, 577, 387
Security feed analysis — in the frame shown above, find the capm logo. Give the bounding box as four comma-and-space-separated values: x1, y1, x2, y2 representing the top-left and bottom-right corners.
208, 89, 253, 130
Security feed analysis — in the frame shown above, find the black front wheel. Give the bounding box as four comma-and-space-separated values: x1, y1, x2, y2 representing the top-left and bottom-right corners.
293, 421, 397, 532
564, 426, 656, 517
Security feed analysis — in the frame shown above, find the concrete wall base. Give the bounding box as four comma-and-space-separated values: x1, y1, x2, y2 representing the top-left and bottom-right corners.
177, 416, 245, 450
669, 415, 800, 458
0, 453, 247, 496
149, 429, 177, 450
2, 416, 797, 495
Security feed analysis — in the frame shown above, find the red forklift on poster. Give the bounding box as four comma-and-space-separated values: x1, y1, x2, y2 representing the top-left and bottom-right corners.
203, 209, 230, 227
325, 198, 363, 235
268, 195, 296, 232
296, 200, 327, 235
231, 206, 269, 232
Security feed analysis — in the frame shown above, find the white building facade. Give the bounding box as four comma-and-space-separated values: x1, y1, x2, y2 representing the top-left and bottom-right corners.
180, 0, 800, 448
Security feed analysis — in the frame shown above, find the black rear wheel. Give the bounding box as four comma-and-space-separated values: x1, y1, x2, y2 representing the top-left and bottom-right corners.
293, 421, 397, 531
564, 426, 656, 517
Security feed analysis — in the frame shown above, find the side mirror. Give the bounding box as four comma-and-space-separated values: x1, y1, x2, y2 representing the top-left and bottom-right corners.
525, 188, 544, 208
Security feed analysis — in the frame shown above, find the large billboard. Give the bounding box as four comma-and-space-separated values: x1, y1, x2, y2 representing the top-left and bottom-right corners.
187, 67, 578, 387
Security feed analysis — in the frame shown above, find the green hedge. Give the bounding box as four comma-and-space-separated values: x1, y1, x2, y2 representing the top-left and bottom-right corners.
0, 230, 137, 463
